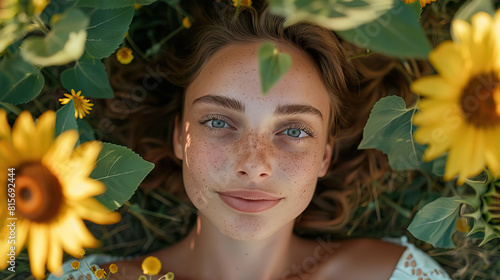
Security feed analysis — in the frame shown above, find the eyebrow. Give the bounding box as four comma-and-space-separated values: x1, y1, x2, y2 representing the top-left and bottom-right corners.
192, 95, 245, 112
192, 94, 323, 121
275, 104, 324, 121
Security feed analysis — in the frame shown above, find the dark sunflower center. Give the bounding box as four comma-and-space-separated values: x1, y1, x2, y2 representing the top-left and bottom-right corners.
15, 162, 63, 222
460, 72, 500, 127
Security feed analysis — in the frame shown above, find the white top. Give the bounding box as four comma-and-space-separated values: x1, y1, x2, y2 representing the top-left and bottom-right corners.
49, 236, 451, 280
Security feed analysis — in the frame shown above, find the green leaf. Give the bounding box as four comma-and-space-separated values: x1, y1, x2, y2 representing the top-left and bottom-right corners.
85, 7, 134, 58
77, 118, 96, 143
60, 55, 114, 98
55, 100, 80, 142
91, 143, 154, 211
337, 0, 432, 59
258, 42, 292, 95
454, 0, 495, 23
76, 0, 157, 8
359, 96, 423, 171
408, 197, 460, 248
269, 0, 393, 31
0, 56, 44, 104
20, 8, 89, 66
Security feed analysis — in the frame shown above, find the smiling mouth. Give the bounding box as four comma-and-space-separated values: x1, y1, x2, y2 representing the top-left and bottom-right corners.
217, 190, 283, 213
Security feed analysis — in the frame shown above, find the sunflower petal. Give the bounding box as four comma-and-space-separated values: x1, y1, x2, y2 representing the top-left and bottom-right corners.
46, 234, 64, 276
28, 223, 49, 279
71, 198, 121, 225
429, 41, 469, 86
43, 130, 79, 166
411, 76, 460, 100
63, 180, 105, 200
470, 12, 494, 73
0, 109, 12, 142
34, 111, 56, 157
12, 111, 37, 162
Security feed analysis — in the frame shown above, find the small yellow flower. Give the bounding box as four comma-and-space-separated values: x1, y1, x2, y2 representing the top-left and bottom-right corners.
232, 0, 251, 7
90, 265, 97, 273
109, 263, 118, 274
138, 276, 147, 280
142, 256, 161, 276
402, 0, 436, 8
182, 17, 191, 29
95, 268, 106, 279
33, 0, 49, 14
71, 261, 80, 270
134, 4, 142, 10
59, 89, 94, 119
116, 47, 134, 65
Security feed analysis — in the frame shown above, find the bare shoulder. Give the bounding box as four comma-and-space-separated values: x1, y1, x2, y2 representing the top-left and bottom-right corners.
315, 238, 406, 280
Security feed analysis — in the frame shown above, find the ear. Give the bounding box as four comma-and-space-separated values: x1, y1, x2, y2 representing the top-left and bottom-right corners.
318, 140, 333, 178
173, 116, 184, 160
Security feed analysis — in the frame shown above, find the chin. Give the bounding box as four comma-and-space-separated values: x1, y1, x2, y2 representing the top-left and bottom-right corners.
209, 211, 286, 241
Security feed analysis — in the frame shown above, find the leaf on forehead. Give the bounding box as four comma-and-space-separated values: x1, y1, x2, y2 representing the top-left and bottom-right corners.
258, 42, 292, 95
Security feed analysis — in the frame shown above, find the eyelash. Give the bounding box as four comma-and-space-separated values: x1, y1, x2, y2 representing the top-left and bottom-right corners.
199, 115, 317, 139
279, 124, 317, 140
199, 114, 232, 131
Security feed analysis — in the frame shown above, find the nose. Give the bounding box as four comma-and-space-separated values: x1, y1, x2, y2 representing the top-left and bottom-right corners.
233, 133, 273, 181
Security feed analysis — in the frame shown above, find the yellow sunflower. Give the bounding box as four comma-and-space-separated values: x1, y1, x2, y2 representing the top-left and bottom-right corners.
402, 0, 436, 8
0, 110, 120, 279
59, 89, 94, 119
411, 10, 500, 185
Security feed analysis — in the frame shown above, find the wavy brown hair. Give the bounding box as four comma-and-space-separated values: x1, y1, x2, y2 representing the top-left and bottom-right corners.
106, 3, 415, 233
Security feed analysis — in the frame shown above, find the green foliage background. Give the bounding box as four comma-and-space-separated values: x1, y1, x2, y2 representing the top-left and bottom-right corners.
2, 0, 500, 279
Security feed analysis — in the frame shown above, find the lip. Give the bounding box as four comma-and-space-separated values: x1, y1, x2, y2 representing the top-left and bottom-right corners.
217, 190, 283, 213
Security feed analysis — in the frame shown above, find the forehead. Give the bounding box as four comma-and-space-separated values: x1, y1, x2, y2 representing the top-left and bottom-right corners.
185, 42, 331, 113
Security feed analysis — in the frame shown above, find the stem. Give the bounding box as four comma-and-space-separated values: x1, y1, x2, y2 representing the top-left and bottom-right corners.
32, 15, 50, 34
156, 25, 184, 48
125, 35, 150, 62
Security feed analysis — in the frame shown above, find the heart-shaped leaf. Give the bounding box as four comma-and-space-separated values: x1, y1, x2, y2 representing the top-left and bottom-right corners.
85, 7, 134, 59
408, 197, 460, 248
258, 42, 292, 95
61, 55, 114, 98
91, 143, 154, 211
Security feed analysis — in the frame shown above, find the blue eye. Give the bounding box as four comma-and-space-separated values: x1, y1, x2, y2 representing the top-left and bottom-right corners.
286, 128, 303, 138
211, 119, 227, 128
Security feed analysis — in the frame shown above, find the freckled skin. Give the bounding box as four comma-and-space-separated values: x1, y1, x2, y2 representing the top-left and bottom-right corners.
174, 42, 333, 241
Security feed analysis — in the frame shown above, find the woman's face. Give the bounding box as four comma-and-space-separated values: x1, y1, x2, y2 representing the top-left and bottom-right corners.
174, 42, 333, 240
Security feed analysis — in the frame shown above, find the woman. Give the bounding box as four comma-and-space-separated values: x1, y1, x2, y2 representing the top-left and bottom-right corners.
57, 3, 450, 280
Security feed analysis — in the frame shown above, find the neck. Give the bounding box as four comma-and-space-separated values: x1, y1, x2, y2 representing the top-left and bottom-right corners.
182, 214, 296, 280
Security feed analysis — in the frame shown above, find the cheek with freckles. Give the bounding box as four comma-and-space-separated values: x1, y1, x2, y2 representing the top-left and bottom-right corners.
182, 133, 233, 210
